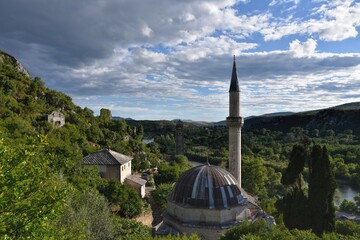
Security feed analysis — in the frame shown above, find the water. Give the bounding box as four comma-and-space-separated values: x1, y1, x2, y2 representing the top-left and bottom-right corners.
334, 182, 358, 206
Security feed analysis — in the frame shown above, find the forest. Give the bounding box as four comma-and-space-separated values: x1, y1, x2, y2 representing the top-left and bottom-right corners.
1, 50, 360, 239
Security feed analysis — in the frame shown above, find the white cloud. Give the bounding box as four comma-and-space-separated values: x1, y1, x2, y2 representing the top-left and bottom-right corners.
141, 25, 154, 37
262, 0, 360, 41
269, 0, 300, 7
289, 38, 317, 58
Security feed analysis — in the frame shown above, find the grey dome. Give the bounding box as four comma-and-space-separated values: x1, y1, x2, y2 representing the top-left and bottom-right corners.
169, 164, 246, 209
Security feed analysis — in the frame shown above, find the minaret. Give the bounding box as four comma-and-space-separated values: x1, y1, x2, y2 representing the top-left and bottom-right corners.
227, 56, 244, 188
175, 120, 184, 155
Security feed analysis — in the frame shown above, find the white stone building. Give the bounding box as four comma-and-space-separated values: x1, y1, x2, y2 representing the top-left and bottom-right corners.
83, 149, 146, 198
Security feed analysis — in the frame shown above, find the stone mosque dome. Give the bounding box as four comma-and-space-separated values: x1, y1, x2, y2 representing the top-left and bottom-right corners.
169, 164, 246, 209
159, 164, 266, 240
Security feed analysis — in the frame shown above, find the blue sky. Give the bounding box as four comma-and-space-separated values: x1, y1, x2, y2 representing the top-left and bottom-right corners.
1, 0, 360, 121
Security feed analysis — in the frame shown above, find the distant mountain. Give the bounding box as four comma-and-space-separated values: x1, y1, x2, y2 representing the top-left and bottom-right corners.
245, 102, 360, 135
172, 119, 213, 127
124, 103, 360, 136
112, 116, 134, 121
248, 111, 294, 119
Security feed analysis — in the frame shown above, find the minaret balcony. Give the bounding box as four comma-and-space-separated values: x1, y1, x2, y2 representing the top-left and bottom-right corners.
226, 117, 244, 127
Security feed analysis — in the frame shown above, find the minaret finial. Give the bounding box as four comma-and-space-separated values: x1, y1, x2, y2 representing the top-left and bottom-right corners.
229, 56, 239, 92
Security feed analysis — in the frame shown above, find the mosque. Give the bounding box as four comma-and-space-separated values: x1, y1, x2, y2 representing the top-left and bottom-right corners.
155, 57, 274, 240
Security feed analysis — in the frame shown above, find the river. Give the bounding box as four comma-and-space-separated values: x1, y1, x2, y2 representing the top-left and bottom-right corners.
334, 182, 358, 206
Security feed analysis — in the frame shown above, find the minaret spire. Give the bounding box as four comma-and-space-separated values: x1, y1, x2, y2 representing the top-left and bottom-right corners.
229, 55, 239, 92
227, 55, 243, 188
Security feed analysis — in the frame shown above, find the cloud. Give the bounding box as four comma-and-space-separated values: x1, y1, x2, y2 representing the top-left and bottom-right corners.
0, 0, 241, 65
44, 37, 360, 120
262, 0, 360, 41
0, 0, 273, 67
269, 0, 300, 7
2, 1, 360, 120
289, 38, 317, 57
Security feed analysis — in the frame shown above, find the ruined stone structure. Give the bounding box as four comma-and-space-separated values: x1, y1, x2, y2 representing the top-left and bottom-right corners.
48, 110, 65, 128
175, 121, 184, 155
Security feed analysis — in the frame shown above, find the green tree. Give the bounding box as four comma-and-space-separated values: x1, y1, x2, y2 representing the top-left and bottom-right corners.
242, 157, 268, 197
0, 136, 69, 239
339, 200, 357, 214
151, 183, 173, 212
220, 219, 269, 240
280, 144, 309, 230
308, 145, 337, 235
60, 189, 115, 240
112, 217, 152, 239
154, 162, 183, 185
281, 185, 308, 230
281, 144, 306, 186
335, 220, 360, 237
98, 179, 143, 218
355, 193, 360, 207
100, 108, 112, 122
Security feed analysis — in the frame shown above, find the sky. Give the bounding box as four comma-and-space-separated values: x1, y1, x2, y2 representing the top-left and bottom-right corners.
1, 0, 360, 121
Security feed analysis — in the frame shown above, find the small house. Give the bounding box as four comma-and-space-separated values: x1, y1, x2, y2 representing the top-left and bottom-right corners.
83, 149, 132, 183
83, 149, 147, 198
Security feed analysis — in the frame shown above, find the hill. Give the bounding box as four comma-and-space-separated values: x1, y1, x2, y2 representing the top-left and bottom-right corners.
123, 102, 360, 138
245, 102, 360, 135
0, 50, 160, 239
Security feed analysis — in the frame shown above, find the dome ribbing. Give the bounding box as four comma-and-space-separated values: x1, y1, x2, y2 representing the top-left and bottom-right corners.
169, 164, 246, 209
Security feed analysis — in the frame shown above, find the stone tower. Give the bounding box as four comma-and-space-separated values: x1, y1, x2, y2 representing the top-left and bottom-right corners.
227, 56, 244, 188
175, 120, 184, 155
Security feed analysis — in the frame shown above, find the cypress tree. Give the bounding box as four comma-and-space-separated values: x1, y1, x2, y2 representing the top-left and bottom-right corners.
281, 143, 336, 235
281, 144, 307, 186
281, 144, 308, 230
308, 145, 337, 236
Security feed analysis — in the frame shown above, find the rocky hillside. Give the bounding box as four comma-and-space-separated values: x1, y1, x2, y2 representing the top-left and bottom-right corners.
0, 50, 30, 77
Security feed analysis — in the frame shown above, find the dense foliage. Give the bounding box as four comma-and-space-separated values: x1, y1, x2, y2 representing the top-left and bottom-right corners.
99, 179, 143, 218
220, 219, 360, 240
0, 136, 69, 239
0, 51, 158, 239
151, 183, 173, 212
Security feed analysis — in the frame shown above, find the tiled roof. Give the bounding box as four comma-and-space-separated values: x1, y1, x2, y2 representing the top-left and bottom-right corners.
126, 175, 147, 186
169, 164, 246, 209
83, 149, 132, 165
